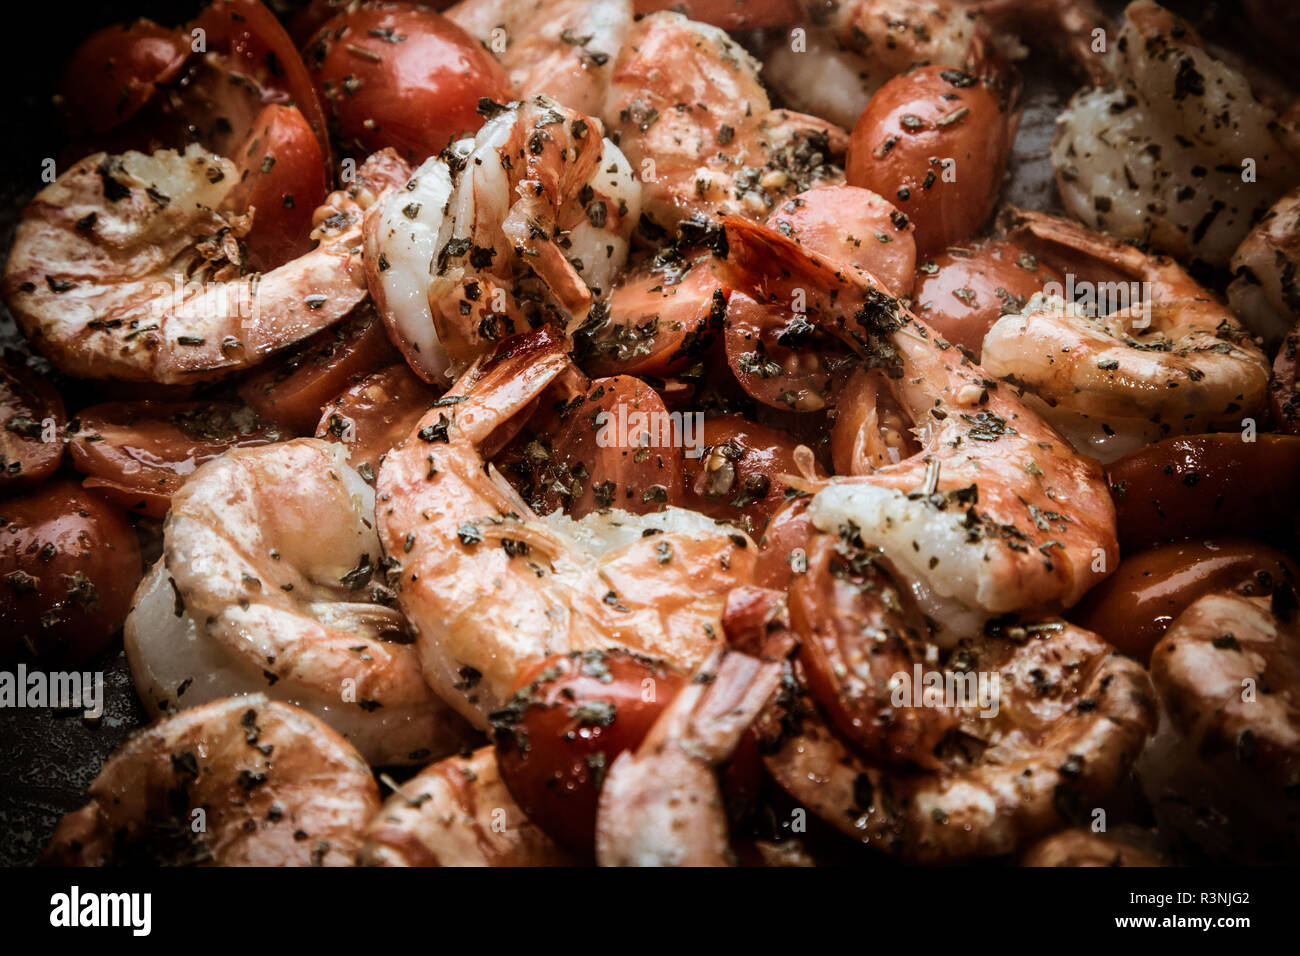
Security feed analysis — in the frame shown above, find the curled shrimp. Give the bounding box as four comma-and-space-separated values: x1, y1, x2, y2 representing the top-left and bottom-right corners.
3, 145, 408, 384
1228, 186, 1300, 348
358, 746, 572, 866
1020, 826, 1165, 866
366, 95, 641, 381
40, 695, 379, 866
127, 438, 471, 767
594, 646, 782, 866
982, 210, 1270, 462
376, 327, 756, 727
446, 0, 632, 118
606, 12, 847, 231
716, 217, 1118, 635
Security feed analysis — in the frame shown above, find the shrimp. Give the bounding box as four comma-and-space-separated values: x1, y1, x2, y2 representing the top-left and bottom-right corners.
375, 327, 756, 728
365, 95, 641, 381
1139, 589, 1300, 862
594, 646, 782, 866
1051, 0, 1300, 267
358, 746, 572, 866
1228, 186, 1300, 347
3, 145, 408, 384
445, 0, 632, 118
1019, 827, 1165, 866
39, 695, 379, 866
958, 0, 1113, 84
127, 438, 472, 767
716, 217, 1119, 639
605, 12, 847, 232
981, 210, 1270, 463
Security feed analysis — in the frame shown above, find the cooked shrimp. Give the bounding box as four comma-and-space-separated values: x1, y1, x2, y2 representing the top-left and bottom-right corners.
358, 746, 572, 866
594, 646, 782, 866
446, 0, 632, 118
3, 146, 408, 384
982, 210, 1270, 462
366, 95, 641, 381
606, 12, 847, 231
1052, 0, 1300, 267
1228, 186, 1300, 347
128, 438, 471, 767
1139, 590, 1300, 861
39, 695, 379, 866
1020, 826, 1165, 866
717, 217, 1119, 638
959, 0, 1113, 84
376, 327, 756, 727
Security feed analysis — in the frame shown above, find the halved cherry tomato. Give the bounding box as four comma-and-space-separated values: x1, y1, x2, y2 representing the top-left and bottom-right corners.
60, 20, 189, 136
1271, 321, 1299, 435
1, 481, 142, 666
315, 363, 438, 481
829, 366, 921, 476
754, 495, 815, 590
226, 104, 328, 272
633, 0, 801, 30
1, 361, 66, 492
237, 304, 398, 432
685, 414, 820, 534
66, 401, 283, 518
725, 291, 845, 412
912, 237, 1062, 357
304, 2, 511, 162
847, 66, 1018, 257
494, 649, 686, 856
1070, 539, 1298, 665
767, 186, 917, 296
1107, 434, 1300, 553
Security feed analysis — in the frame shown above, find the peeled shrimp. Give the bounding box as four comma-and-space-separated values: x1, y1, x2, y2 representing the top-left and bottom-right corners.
594, 646, 782, 866
982, 210, 1269, 462
128, 438, 471, 766
3, 146, 408, 384
446, 0, 632, 118
606, 12, 847, 231
375, 328, 755, 727
366, 95, 641, 381
40, 695, 378, 866
1228, 186, 1300, 347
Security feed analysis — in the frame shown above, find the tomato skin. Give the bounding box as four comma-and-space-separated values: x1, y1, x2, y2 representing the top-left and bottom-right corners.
304, 2, 512, 162
226, 105, 328, 272
724, 290, 840, 412
912, 238, 1062, 357
1107, 435, 1300, 553
754, 496, 815, 590
846, 66, 1017, 257
67, 401, 283, 518
1069, 539, 1297, 665
0, 481, 142, 666
315, 363, 438, 480
1, 362, 66, 492
60, 20, 189, 135
633, 0, 800, 30
237, 305, 398, 432
494, 650, 686, 856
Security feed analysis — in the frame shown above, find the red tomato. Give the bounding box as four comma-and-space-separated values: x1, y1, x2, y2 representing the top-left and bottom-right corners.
724, 290, 845, 412
315, 363, 438, 481
225, 104, 328, 272
1, 361, 66, 492
828, 366, 921, 476
60, 20, 189, 135
1069, 539, 1298, 665
753, 496, 815, 591
633, 0, 801, 30
67, 401, 283, 518
237, 304, 398, 432
494, 649, 686, 856
911, 238, 1062, 357
847, 66, 1017, 257
304, 2, 511, 162
1, 481, 142, 666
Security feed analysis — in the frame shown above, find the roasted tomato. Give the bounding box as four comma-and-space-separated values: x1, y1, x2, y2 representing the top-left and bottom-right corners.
60, 20, 189, 136
494, 649, 687, 856
1, 361, 66, 492
304, 1, 512, 162
315, 363, 438, 481
66, 401, 283, 518
225, 104, 328, 272
685, 414, 819, 534
847, 65, 1017, 257
1107, 434, 1300, 552
724, 290, 846, 412
829, 366, 921, 476
912, 238, 1062, 357
754, 495, 815, 590
767, 185, 917, 296
1, 481, 142, 666
237, 304, 398, 432
1069, 539, 1298, 665
633, 0, 800, 30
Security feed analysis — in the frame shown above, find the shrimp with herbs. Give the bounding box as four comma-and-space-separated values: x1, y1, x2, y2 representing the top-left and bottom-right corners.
1228, 186, 1300, 348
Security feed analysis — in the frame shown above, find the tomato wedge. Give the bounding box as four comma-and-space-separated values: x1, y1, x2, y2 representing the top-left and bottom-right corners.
60, 20, 189, 136
1, 361, 66, 492
315, 363, 438, 482
724, 290, 845, 412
